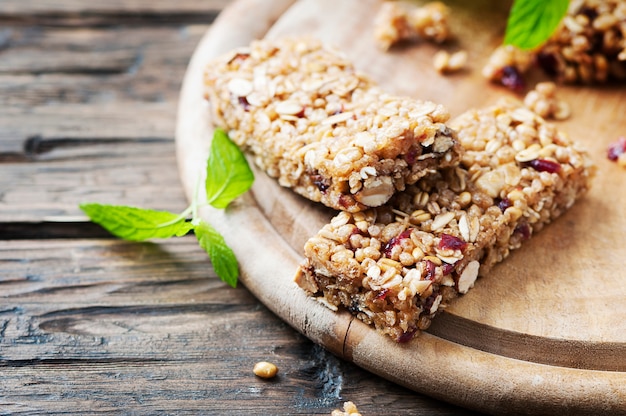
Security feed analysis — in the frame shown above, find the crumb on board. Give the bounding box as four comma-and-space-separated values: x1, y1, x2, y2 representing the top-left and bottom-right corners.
331, 401, 362, 416
607, 137, 626, 167
524, 82, 571, 120
433, 50, 468, 74
374, 1, 451, 50
253, 361, 278, 379
482, 45, 532, 92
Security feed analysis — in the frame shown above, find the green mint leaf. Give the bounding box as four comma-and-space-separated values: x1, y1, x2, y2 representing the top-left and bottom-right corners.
206, 128, 254, 209
194, 220, 239, 287
80, 203, 193, 241
504, 0, 569, 50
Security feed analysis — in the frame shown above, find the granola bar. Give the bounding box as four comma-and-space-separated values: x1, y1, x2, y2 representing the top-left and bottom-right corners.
536, 0, 626, 83
203, 37, 462, 212
295, 100, 595, 342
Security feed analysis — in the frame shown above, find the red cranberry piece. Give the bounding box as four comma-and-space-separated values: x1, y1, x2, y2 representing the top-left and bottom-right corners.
311, 173, 330, 193
345, 227, 364, 252
442, 262, 455, 275
228, 52, 250, 64
607, 137, 626, 161
438, 233, 467, 251
383, 229, 413, 257
397, 327, 418, 343
528, 158, 561, 173
238, 96, 251, 111
514, 223, 531, 240
422, 291, 439, 312
425, 259, 437, 281
405, 147, 419, 165
500, 65, 526, 92
338, 195, 352, 209
375, 288, 389, 300
497, 198, 513, 212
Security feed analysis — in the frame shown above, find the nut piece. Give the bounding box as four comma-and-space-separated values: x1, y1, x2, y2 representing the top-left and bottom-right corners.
253, 361, 278, 379
355, 177, 395, 207
434, 50, 467, 73
331, 401, 362, 416
524, 82, 571, 120
482, 45, 532, 90
458, 260, 480, 294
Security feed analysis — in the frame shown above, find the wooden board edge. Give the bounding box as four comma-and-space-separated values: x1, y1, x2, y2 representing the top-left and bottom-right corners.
174, 0, 626, 413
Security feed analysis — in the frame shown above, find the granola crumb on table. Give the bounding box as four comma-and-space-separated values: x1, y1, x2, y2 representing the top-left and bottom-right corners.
331, 401, 362, 416
523, 82, 571, 120
204, 37, 462, 212
295, 100, 596, 342
482, 45, 532, 91
433, 50, 468, 74
374, 1, 451, 50
607, 137, 626, 167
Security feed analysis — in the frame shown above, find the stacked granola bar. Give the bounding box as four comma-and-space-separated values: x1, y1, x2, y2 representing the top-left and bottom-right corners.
203, 37, 595, 343
295, 100, 595, 342
204, 37, 462, 212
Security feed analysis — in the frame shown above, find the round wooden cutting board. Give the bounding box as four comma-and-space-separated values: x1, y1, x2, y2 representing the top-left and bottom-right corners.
176, 0, 626, 413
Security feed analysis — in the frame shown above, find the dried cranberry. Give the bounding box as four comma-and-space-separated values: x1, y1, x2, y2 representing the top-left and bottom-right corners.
397, 327, 417, 343
238, 96, 251, 111
497, 197, 513, 212
527, 158, 561, 173
311, 173, 330, 193
228, 52, 250, 64
405, 147, 419, 165
338, 195, 352, 209
375, 288, 389, 300
425, 260, 437, 281
536, 52, 560, 78
500, 65, 525, 92
438, 233, 467, 251
514, 223, 531, 240
607, 137, 626, 161
442, 262, 455, 276
422, 292, 439, 312
345, 228, 364, 251
383, 229, 413, 257
295, 108, 306, 118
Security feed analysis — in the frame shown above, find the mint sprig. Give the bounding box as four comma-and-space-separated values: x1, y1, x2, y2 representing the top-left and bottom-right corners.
80, 128, 254, 288
504, 0, 570, 51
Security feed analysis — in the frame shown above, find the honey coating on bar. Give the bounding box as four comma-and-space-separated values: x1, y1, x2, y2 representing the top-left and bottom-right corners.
295, 100, 596, 342
204, 37, 462, 212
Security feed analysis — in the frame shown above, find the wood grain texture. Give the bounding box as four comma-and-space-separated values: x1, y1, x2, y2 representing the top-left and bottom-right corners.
177, 0, 626, 414
0, 238, 472, 415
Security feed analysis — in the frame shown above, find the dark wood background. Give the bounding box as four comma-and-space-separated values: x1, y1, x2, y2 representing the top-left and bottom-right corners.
0, 1, 482, 414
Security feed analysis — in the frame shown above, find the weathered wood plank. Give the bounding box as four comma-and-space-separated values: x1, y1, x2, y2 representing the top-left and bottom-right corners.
0, 140, 188, 221
0, 0, 230, 26
0, 25, 208, 106
0, 0, 231, 14
0, 102, 176, 153
0, 238, 470, 415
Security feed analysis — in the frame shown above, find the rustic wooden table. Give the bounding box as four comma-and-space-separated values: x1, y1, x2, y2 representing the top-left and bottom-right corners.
0, 1, 482, 414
